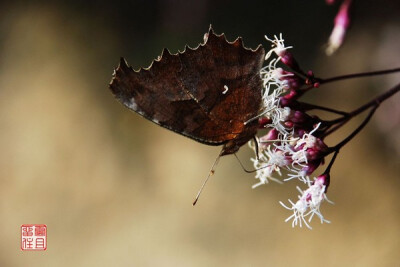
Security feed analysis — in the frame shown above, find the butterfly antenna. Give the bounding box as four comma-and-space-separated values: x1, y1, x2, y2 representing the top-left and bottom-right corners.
192, 151, 222, 206
235, 154, 285, 184
253, 136, 260, 160
233, 153, 254, 173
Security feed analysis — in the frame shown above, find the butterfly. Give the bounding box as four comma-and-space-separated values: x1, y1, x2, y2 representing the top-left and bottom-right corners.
109, 26, 265, 157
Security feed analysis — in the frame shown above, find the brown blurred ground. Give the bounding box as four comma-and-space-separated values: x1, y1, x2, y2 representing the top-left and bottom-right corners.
0, 1, 399, 266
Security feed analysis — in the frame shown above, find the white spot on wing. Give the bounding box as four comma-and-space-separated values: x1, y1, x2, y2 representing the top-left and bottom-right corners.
127, 98, 138, 110
222, 85, 229, 94
125, 98, 145, 116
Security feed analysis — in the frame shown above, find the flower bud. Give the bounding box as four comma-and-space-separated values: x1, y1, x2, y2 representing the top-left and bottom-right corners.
326, 0, 352, 55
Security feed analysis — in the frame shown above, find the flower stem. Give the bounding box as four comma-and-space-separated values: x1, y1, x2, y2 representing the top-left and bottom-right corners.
299, 102, 349, 115
318, 67, 400, 84
322, 82, 400, 136
322, 104, 378, 175
347, 82, 400, 117
324, 150, 339, 175
333, 104, 378, 151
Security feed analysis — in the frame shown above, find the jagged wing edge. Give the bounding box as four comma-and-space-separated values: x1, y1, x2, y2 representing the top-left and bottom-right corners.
108, 26, 265, 146
109, 25, 265, 85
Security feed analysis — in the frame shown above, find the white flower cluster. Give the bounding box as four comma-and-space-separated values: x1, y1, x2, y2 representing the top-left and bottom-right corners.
280, 177, 332, 229
250, 35, 332, 229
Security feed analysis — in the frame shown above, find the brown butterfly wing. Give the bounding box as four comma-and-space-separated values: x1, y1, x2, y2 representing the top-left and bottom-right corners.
109, 27, 265, 155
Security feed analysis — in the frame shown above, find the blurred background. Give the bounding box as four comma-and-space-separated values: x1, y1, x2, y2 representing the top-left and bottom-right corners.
0, 0, 399, 266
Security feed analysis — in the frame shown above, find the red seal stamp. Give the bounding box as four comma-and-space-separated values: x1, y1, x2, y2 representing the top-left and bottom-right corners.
21, 224, 47, 251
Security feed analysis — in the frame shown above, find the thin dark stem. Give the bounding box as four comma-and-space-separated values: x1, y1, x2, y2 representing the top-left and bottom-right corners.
347, 82, 400, 117
299, 85, 314, 92
318, 67, 400, 84
324, 150, 339, 175
324, 116, 348, 127
323, 119, 347, 137
299, 102, 349, 116
322, 82, 400, 135
333, 105, 378, 151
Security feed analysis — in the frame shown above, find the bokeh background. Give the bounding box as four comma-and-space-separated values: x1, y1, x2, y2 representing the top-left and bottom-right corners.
0, 0, 399, 266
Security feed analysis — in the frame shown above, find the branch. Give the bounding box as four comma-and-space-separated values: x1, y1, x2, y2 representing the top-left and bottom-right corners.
318, 67, 400, 84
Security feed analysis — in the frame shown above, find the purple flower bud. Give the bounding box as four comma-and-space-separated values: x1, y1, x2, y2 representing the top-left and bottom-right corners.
279, 97, 292, 107
285, 121, 294, 128
314, 174, 330, 191
261, 128, 279, 142
295, 128, 306, 137
326, 0, 352, 55
264, 34, 302, 72
258, 117, 272, 128
301, 161, 321, 175
287, 110, 315, 128
280, 51, 301, 72
283, 89, 298, 100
